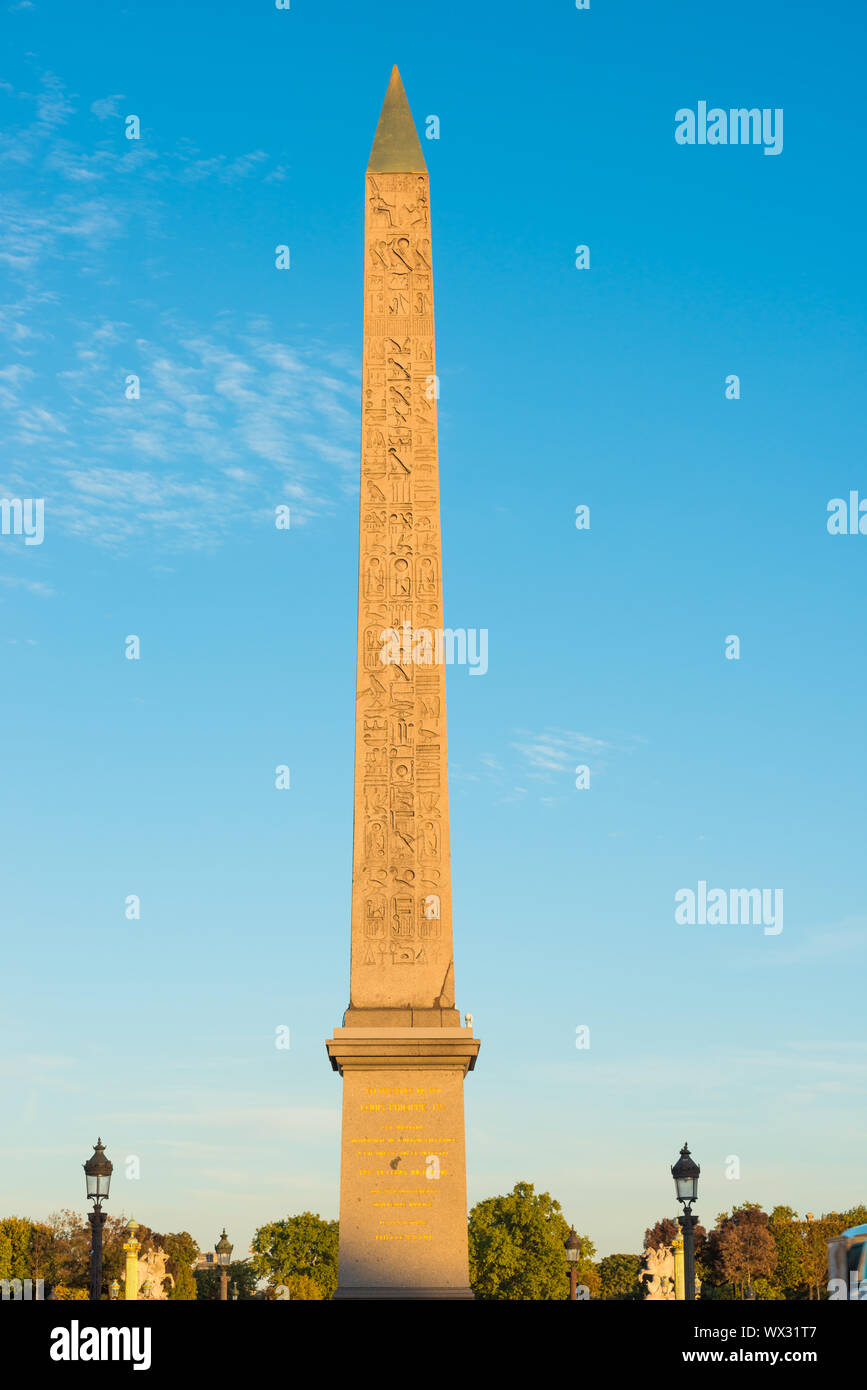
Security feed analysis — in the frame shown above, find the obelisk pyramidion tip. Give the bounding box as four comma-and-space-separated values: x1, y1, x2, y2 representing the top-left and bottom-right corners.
367, 66, 426, 173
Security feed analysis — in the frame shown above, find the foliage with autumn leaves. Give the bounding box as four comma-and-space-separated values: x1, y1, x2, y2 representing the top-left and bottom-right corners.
3, 1188, 863, 1300
644, 1201, 867, 1300
0, 1212, 203, 1299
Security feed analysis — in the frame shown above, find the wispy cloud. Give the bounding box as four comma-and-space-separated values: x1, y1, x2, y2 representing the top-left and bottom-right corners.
518, 1041, 867, 1103
752, 916, 867, 968
89, 94, 125, 122
0, 68, 289, 278
453, 728, 641, 804
511, 727, 610, 774
0, 314, 358, 548
116, 1104, 338, 1140
0, 574, 53, 597
0, 65, 352, 553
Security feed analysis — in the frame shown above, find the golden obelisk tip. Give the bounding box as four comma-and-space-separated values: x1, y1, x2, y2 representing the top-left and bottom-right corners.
367, 65, 427, 173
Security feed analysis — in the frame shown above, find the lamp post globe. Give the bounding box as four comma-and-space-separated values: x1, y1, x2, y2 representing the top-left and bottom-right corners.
671, 1142, 700, 1208
83, 1137, 113, 1205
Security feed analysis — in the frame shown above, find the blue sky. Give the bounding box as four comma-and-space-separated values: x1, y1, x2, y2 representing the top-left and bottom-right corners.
1, 0, 866, 1263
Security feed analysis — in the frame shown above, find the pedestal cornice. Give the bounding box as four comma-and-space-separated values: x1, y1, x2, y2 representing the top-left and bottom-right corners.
326, 1027, 479, 1075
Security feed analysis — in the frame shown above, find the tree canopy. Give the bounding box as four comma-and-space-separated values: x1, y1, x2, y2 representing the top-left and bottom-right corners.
250, 1212, 338, 1299
468, 1181, 595, 1300
0, 1213, 199, 1298
598, 1253, 643, 1300
2, 1190, 864, 1302
153, 1231, 199, 1300
194, 1259, 258, 1301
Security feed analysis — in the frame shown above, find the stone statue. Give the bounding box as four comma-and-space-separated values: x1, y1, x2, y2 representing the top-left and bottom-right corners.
128, 1247, 174, 1300
641, 1244, 676, 1300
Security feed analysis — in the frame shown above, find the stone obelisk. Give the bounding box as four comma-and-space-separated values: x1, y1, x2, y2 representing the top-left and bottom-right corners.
326, 66, 479, 1301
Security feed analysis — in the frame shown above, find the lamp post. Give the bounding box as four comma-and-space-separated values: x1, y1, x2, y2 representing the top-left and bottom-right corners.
83, 1139, 113, 1301
671, 1142, 700, 1305
565, 1226, 581, 1301
109, 1280, 120, 1300
215, 1228, 233, 1302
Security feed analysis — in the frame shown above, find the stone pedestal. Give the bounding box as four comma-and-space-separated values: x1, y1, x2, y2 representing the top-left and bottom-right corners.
326, 1026, 479, 1299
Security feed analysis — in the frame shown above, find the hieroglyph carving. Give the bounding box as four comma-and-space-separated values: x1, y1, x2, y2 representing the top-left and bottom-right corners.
352, 163, 454, 1010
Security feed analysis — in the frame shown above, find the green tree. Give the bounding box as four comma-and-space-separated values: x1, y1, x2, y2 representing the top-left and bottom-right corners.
0, 1218, 38, 1281
155, 1232, 199, 1300
580, 1256, 601, 1298
468, 1182, 594, 1300
44, 1209, 130, 1293
194, 1260, 258, 1301
251, 1213, 338, 1300
45, 1209, 90, 1289
800, 1216, 835, 1301
0, 1216, 55, 1282
769, 1206, 804, 1298
281, 1274, 325, 1300
752, 1276, 785, 1300
29, 1220, 55, 1281
598, 1253, 643, 1300
840, 1205, 867, 1228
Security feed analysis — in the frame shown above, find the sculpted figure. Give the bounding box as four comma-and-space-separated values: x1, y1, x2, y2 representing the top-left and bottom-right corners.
641, 1244, 676, 1301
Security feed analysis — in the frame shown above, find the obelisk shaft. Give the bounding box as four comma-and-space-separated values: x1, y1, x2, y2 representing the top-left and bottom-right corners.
349, 69, 454, 1017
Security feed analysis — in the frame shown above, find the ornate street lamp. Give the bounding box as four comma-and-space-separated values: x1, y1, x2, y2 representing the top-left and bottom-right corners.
565, 1226, 581, 1301
109, 1279, 120, 1300
215, 1228, 233, 1302
671, 1142, 700, 1303
83, 1139, 113, 1300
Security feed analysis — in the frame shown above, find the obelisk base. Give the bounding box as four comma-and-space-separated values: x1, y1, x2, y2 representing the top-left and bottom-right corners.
326, 1027, 479, 1300
332, 1284, 473, 1300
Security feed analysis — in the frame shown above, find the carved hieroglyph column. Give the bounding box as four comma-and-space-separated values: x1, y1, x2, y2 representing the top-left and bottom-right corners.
326, 66, 479, 1300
